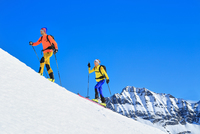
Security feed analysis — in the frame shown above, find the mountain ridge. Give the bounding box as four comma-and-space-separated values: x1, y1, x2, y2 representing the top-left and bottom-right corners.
106, 86, 200, 134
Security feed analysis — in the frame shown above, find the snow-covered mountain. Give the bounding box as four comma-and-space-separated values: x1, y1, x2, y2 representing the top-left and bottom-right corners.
0, 48, 166, 134
106, 86, 200, 134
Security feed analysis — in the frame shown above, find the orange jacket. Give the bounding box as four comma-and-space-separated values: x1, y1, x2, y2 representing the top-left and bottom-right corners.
33, 34, 58, 53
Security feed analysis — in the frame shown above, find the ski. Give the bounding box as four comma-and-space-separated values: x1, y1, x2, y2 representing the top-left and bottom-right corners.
78, 94, 106, 108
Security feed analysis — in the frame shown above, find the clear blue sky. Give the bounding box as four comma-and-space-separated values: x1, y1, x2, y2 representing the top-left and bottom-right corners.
0, 0, 200, 102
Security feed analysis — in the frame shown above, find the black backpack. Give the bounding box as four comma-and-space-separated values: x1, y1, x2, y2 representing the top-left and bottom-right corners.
95, 65, 107, 79
40, 35, 56, 52
99, 65, 107, 75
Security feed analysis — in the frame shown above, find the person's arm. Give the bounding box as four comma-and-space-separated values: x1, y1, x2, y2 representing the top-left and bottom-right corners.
101, 67, 109, 79
32, 37, 42, 46
88, 67, 95, 74
49, 36, 58, 49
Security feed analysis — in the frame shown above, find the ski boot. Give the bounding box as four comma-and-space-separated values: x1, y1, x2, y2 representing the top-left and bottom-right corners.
100, 97, 106, 107
48, 72, 55, 82
92, 99, 98, 103
100, 103, 106, 107
48, 78, 55, 82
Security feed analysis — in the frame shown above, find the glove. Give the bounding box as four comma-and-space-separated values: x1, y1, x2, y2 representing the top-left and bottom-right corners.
88, 63, 91, 68
106, 79, 110, 84
29, 41, 33, 45
54, 49, 58, 54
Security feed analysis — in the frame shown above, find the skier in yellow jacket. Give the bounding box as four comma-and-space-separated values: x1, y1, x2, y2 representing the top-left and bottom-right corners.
88, 59, 110, 107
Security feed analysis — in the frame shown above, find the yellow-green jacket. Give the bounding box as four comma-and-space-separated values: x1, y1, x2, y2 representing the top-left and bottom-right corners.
88, 65, 109, 82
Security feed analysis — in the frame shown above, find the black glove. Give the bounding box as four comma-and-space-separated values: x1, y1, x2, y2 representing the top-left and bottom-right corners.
29, 41, 33, 45
54, 49, 58, 54
106, 79, 110, 84
88, 63, 91, 68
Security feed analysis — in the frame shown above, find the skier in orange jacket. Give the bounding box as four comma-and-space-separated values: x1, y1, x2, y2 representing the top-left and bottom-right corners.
29, 28, 58, 82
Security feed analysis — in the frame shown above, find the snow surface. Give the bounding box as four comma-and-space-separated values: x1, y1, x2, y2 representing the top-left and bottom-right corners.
0, 48, 166, 134
166, 123, 200, 134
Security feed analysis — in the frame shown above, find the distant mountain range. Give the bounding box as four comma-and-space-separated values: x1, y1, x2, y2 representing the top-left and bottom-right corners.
106, 86, 200, 134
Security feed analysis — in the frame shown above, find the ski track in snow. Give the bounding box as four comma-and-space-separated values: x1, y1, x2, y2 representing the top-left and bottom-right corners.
0, 48, 166, 134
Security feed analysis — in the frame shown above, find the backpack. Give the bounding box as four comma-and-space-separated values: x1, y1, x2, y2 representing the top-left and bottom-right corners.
40, 35, 56, 52
95, 65, 107, 79
99, 65, 107, 75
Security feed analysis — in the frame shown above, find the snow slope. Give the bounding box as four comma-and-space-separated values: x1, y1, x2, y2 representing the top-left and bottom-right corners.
0, 48, 166, 134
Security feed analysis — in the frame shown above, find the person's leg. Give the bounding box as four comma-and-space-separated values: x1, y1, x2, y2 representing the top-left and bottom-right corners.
44, 52, 54, 80
94, 83, 100, 99
91, 82, 100, 102
38, 56, 45, 75
97, 80, 106, 103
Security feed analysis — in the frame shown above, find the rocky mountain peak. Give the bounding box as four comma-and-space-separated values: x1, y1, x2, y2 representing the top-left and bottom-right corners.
106, 86, 200, 134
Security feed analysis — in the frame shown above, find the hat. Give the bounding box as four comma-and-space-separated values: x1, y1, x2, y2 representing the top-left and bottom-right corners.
41, 27, 47, 33
94, 59, 100, 64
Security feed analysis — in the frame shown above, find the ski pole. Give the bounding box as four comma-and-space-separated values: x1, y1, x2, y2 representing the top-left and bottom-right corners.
86, 71, 90, 98
54, 54, 62, 86
107, 83, 115, 110
107, 83, 112, 95
86, 62, 90, 98
32, 46, 48, 78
